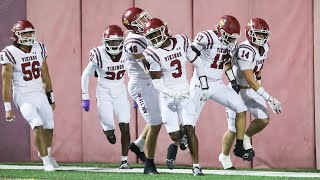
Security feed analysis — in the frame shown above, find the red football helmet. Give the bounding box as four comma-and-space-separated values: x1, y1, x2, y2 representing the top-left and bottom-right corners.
143, 18, 169, 48
245, 18, 270, 46
11, 20, 36, 46
122, 7, 151, 33
102, 25, 124, 55
216, 15, 240, 47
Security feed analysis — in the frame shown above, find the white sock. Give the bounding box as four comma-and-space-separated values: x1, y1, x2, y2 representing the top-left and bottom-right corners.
134, 136, 145, 152
221, 153, 230, 158
243, 134, 253, 150
121, 156, 128, 161
41, 156, 50, 164
193, 163, 200, 168
47, 147, 52, 157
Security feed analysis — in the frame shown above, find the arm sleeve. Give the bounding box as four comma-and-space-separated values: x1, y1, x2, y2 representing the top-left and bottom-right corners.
192, 57, 205, 77
38, 42, 48, 59
143, 48, 161, 72
124, 38, 147, 55
152, 79, 173, 96
237, 45, 255, 70
0, 50, 14, 65
88, 48, 100, 66
81, 61, 98, 99
192, 31, 211, 51
238, 59, 253, 70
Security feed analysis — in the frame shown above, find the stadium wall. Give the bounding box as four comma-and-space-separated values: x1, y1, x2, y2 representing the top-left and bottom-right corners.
0, 0, 30, 162
0, 0, 316, 169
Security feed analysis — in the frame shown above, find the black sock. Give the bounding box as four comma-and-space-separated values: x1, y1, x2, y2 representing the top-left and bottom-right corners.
146, 158, 154, 166
236, 139, 244, 149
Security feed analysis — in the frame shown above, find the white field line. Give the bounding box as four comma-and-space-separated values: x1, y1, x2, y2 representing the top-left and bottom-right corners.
0, 165, 319, 178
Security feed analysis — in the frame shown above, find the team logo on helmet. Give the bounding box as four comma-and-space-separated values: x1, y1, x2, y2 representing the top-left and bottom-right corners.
219, 19, 226, 28
123, 19, 129, 25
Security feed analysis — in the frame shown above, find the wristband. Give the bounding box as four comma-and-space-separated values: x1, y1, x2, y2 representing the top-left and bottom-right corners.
4, 102, 11, 111
82, 93, 89, 100
199, 76, 209, 90
256, 87, 270, 100
46, 91, 55, 104
225, 69, 236, 81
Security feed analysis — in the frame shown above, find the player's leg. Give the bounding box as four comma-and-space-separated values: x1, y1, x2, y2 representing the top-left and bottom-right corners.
211, 83, 252, 161
129, 124, 149, 162
113, 94, 131, 169
220, 108, 237, 169
160, 96, 180, 170
96, 90, 116, 144
220, 130, 236, 169
128, 79, 162, 174
144, 123, 161, 174
38, 93, 58, 168
180, 98, 204, 176
243, 89, 269, 151
139, 85, 162, 174
16, 95, 54, 171
127, 80, 148, 162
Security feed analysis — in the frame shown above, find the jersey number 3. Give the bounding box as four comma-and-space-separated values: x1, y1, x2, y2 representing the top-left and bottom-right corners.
170, 59, 182, 78
21, 61, 41, 81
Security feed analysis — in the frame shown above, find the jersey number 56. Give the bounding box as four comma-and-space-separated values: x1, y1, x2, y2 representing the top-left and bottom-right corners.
21, 61, 41, 81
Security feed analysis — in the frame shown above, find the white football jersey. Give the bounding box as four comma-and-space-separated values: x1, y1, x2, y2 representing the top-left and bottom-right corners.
143, 35, 197, 93
192, 30, 237, 81
124, 32, 150, 80
89, 45, 127, 88
233, 40, 269, 86
0, 42, 47, 94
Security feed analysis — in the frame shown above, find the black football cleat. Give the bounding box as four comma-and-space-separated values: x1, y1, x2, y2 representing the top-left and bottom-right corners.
128, 142, 146, 162
143, 166, 160, 175
233, 146, 254, 161
144, 158, 160, 175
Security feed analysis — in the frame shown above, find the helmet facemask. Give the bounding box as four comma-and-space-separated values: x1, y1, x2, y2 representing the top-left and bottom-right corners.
131, 11, 151, 33
145, 25, 168, 48
15, 28, 36, 46
248, 29, 270, 46
218, 28, 239, 48
103, 35, 124, 55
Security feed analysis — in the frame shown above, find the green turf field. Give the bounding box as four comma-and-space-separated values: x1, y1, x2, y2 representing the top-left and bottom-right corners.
0, 162, 319, 180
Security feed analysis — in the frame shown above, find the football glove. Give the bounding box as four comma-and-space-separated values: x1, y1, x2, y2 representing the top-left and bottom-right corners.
267, 96, 281, 114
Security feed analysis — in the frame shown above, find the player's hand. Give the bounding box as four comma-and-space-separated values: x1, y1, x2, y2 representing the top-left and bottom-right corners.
5, 110, 15, 122
267, 96, 281, 114
231, 80, 240, 94
200, 89, 210, 102
170, 92, 190, 101
51, 103, 56, 111
82, 99, 90, 112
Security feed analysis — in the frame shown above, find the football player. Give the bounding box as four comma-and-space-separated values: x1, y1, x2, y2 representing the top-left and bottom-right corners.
143, 18, 209, 176
1, 20, 58, 171
225, 18, 281, 167
122, 7, 162, 174
81, 25, 131, 169
190, 15, 254, 169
